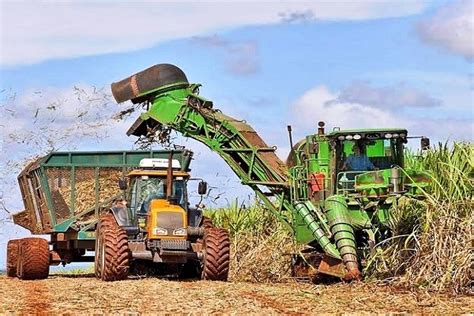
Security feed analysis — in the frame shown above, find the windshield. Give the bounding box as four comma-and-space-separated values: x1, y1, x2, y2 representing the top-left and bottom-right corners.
334, 138, 403, 193
337, 138, 403, 172
129, 177, 186, 215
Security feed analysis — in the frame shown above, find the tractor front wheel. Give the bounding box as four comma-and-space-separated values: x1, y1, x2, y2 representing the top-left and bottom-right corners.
17, 238, 50, 280
95, 214, 130, 281
202, 228, 230, 281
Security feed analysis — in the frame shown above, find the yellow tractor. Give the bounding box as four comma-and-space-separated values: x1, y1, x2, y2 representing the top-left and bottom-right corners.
95, 151, 230, 281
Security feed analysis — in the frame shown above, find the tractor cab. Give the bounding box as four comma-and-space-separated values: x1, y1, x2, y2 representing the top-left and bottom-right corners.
128, 169, 188, 215
122, 158, 195, 240
94, 152, 230, 281
329, 129, 408, 194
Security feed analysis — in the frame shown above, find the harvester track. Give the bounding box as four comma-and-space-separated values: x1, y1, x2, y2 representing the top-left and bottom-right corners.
17, 238, 50, 280
202, 228, 230, 281
95, 214, 130, 281
6, 239, 21, 277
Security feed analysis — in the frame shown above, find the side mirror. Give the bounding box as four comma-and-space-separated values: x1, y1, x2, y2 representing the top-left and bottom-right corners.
118, 178, 128, 190
421, 137, 430, 150
198, 181, 208, 195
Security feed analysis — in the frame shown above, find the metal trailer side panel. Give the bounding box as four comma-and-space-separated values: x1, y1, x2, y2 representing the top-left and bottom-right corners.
13, 150, 192, 235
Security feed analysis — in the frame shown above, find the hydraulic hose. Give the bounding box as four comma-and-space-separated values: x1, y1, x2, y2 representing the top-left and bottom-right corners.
325, 195, 360, 280
293, 202, 340, 259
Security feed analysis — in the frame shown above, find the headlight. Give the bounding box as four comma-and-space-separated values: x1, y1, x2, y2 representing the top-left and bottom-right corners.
153, 227, 168, 235
173, 227, 187, 236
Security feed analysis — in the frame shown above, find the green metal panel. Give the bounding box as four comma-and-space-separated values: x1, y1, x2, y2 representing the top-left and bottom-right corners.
366, 140, 385, 156
41, 150, 190, 169
39, 166, 57, 227
78, 231, 96, 240
19, 149, 192, 236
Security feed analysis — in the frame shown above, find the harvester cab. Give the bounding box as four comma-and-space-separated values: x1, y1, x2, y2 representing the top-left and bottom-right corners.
330, 129, 407, 195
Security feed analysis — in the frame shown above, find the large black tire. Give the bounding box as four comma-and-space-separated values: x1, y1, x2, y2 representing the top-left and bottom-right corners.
95, 214, 130, 281
201, 216, 214, 230
6, 239, 21, 277
94, 213, 117, 278
202, 228, 230, 281
17, 238, 50, 280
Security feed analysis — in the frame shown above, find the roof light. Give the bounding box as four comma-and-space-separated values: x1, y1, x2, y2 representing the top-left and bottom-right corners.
393, 133, 399, 138
353, 134, 361, 140
338, 135, 345, 140
345, 135, 353, 140
385, 133, 392, 139
139, 158, 181, 169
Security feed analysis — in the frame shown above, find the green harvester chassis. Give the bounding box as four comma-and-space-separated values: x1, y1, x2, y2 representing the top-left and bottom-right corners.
112, 64, 430, 280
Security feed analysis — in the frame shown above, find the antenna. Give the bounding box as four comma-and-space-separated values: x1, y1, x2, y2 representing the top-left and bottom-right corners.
287, 125, 294, 149
166, 150, 174, 199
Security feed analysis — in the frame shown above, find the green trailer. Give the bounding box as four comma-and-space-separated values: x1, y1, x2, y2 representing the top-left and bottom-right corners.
9, 150, 192, 278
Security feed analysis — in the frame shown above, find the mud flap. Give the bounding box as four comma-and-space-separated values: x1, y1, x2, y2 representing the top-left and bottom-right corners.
317, 254, 346, 278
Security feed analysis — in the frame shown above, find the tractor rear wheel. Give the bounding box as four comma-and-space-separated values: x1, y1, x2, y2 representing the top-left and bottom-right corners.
17, 238, 50, 280
202, 228, 230, 281
6, 239, 21, 277
95, 214, 130, 281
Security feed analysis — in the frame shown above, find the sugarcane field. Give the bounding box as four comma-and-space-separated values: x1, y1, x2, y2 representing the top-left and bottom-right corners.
1, 1, 473, 315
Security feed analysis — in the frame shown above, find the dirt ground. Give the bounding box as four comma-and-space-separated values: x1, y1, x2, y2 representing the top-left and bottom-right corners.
0, 274, 472, 314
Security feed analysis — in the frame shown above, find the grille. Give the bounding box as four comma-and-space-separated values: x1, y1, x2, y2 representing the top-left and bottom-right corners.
148, 240, 189, 250
156, 211, 184, 232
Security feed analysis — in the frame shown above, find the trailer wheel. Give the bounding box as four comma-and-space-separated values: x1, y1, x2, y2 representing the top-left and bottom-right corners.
95, 214, 130, 281
202, 228, 230, 281
6, 239, 21, 277
17, 238, 50, 280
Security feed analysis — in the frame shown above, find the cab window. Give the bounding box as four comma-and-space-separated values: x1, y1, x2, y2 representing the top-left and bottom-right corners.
129, 177, 186, 214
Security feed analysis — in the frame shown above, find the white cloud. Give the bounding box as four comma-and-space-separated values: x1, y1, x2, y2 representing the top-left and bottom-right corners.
0, 1, 428, 66
192, 35, 259, 75
417, 0, 474, 59
291, 85, 397, 130
335, 81, 441, 109
289, 84, 473, 144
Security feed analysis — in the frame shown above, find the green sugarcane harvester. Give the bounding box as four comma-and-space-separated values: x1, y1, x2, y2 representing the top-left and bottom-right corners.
111, 64, 431, 281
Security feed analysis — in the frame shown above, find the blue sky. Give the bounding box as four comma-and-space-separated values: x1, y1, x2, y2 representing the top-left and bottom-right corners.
0, 0, 473, 268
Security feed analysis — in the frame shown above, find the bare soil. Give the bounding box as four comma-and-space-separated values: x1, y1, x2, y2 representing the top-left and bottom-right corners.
0, 274, 472, 314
